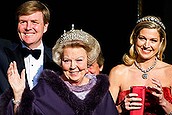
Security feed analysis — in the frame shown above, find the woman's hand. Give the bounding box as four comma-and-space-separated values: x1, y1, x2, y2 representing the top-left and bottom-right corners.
123, 93, 142, 110
148, 78, 164, 105
147, 78, 172, 114
7, 61, 25, 100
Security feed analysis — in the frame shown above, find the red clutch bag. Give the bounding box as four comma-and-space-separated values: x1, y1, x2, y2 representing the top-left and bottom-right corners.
130, 86, 146, 115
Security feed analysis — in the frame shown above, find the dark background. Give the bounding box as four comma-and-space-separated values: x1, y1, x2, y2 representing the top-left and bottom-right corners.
0, 0, 171, 74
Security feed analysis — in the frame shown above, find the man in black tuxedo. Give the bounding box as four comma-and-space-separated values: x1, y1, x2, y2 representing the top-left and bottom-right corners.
0, 1, 61, 95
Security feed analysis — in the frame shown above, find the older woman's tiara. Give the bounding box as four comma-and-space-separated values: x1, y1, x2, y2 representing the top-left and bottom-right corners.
59, 24, 89, 44
136, 16, 165, 30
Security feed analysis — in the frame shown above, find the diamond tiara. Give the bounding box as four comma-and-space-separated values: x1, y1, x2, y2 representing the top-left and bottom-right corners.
58, 24, 89, 44
136, 16, 165, 30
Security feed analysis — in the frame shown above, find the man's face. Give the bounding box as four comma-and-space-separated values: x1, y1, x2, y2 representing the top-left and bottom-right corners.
17, 11, 48, 49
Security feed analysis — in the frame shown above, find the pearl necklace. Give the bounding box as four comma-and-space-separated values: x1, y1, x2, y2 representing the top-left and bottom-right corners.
134, 57, 157, 79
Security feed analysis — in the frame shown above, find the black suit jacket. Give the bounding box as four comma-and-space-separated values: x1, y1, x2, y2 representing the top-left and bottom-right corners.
0, 40, 61, 95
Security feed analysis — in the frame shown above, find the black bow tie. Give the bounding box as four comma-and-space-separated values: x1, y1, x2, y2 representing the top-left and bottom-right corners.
22, 48, 41, 60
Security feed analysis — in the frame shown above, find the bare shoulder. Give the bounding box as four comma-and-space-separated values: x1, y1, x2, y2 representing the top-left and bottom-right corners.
158, 61, 172, 88
109, 64, 128, 75
158, 61, 172, 79
159, 61, 172, 70
163, 62, 172, 74
109, 64, 129, 80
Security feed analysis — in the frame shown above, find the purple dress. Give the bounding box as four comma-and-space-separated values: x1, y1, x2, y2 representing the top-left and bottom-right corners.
0, 69, 118, 115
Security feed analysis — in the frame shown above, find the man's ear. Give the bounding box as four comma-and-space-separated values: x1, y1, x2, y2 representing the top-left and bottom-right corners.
43, 23, 49, 33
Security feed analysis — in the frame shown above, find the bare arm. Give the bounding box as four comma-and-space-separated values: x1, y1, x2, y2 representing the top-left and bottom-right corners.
109, 67, 120, 102
109, 65, 142, 113
109, 65, 125, 113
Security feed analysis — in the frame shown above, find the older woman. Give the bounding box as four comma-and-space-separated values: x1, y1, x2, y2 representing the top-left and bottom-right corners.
0, 25, 118, 115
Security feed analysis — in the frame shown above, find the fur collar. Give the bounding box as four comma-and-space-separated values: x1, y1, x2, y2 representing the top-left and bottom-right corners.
39, 69, 110, 114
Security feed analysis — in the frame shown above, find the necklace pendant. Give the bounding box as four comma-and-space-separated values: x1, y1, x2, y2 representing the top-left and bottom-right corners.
142, 73, 148, 79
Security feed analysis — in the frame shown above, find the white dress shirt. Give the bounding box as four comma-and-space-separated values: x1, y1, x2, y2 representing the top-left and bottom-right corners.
22, 42, 44, 89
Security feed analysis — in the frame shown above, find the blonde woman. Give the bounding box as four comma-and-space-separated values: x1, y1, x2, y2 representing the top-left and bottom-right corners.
109, 16, 172, 114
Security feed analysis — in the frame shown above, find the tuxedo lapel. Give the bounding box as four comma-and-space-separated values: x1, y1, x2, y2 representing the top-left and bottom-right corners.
4, 44, 25, 74
5, 43, 58, 73
43, 45, 52, 65
4, 43, 30, 89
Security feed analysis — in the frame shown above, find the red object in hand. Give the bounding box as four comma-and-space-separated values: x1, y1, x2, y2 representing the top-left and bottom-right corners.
130, 86, 146, 115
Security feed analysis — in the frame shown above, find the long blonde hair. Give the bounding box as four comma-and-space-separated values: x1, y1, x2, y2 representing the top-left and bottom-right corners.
123, 16, 166, 66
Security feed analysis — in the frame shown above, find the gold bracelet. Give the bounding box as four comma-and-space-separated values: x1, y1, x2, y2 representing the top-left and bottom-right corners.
12, 98, 21, 105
